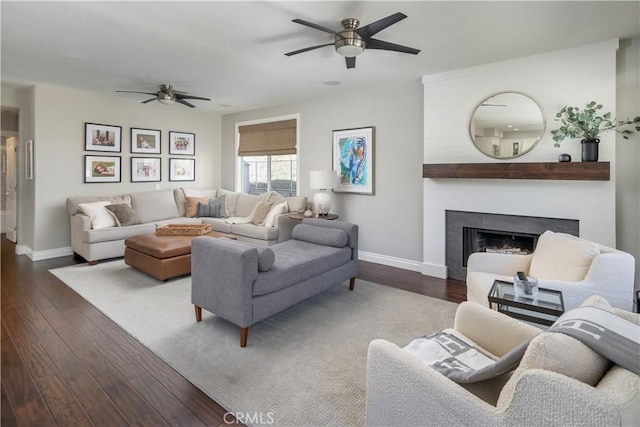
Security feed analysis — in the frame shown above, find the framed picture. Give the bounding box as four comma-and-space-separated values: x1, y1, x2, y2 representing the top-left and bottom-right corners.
84, 155, 121, 183
131, 128, 161, 154
169, 158, 195, 181
85, 123, 122, 152
332, 126, 375, 195
25, 140, 34, 180
131, 157, 161, 182
168, 131, 195, 155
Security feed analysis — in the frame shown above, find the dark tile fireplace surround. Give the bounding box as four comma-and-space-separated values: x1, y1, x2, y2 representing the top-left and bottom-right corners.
446, 210, 579, 281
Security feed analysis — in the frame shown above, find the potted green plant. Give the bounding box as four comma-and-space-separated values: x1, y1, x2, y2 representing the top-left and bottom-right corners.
551, 101, 640, 162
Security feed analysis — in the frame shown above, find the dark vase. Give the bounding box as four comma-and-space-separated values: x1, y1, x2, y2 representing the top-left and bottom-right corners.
581, 138, 599, 162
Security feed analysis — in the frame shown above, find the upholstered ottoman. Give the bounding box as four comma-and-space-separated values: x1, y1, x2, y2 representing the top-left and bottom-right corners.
124, 231, 235, 281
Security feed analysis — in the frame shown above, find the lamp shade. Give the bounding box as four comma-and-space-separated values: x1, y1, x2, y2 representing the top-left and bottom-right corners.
309, 170, 337, 190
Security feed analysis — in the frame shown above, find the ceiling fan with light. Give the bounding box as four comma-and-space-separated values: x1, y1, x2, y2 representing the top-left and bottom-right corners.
116, 84, 211, 108
285, 12, 420, 69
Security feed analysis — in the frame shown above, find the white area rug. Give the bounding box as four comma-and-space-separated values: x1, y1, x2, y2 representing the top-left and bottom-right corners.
50, 260, 457, 427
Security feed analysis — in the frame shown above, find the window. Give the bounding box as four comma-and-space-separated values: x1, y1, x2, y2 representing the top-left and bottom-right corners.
236, 116, 299, 197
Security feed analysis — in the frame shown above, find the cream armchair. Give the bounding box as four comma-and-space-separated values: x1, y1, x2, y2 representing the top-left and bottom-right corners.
365, 299, 640, 427
466, 230, 635, 311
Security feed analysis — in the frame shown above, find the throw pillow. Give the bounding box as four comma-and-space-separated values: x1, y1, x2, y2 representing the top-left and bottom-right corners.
78, 201, 116, 230
251, 202, 274, 225
257, 247, 275, 271
196, 202, 214, 218
210, 194, 227, 217
104, 204, 141, 227
263, 202, 288, 228
292, 224, 348, 248
529, 230, 600, 281
185, 196, 210, 218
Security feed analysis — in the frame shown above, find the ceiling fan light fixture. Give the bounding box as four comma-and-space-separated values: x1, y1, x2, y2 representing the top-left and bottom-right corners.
335, 33, 365, 57
157, 92, 175, 105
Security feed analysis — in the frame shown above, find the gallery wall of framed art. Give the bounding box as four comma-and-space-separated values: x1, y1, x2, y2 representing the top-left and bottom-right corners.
82, 122, 196, 184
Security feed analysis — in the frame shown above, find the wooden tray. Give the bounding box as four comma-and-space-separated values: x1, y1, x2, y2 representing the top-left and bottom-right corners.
156, 224, 212, 236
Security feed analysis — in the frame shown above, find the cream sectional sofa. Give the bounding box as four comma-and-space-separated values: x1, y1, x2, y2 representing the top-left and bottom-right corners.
66, 188, 307, 264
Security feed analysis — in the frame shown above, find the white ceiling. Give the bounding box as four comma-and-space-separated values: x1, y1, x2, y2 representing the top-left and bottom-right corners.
2, 1, 639, 114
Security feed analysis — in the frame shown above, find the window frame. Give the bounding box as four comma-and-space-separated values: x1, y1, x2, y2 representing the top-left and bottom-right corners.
234, 114, 300, 195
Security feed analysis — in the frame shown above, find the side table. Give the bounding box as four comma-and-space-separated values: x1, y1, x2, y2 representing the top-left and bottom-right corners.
288, 213, 339, 220
488, 280, 565, 326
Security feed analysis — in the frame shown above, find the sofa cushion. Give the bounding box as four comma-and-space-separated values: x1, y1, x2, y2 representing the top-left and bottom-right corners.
78, 201, 116, 230
257, 247, 275, 271
236, 193, 260, 217
252, 202, 273, 225
186, 196, 210, 218
292, 224, 348, 248
253, 240, 352, 296
105, 204, 142, 227
218, 189, 241, 217
131, 190, 180, 223
67, 194, 131, 216
529, 231, 600, 281
202, 217, 233, 233
84, 222, 156, 243
230, 223, 278, 240
264, 202, 288, 228
285, 195, 307, 213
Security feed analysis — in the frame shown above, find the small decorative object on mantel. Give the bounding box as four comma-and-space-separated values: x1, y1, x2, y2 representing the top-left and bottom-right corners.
558, 153, 572, 162
551, 101, 640, 162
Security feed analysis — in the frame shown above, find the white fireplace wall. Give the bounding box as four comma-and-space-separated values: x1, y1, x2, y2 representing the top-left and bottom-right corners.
422, 40, 619, 279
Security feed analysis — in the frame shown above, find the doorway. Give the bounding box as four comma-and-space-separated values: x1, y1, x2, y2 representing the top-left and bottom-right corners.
2, 107, 19, 243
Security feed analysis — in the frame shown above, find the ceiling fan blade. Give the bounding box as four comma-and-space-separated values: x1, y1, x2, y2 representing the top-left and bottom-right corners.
285, 42, 334, 56
345, 56, 356, 69
292, 19, 336, 35
481, 103, 507, 107
176, 99, 196, 108
116, 90, 157, 96
355, 12, 407, 39
141, 98, 157, 104
365, 38, 420, 54
176, 94, 211, 101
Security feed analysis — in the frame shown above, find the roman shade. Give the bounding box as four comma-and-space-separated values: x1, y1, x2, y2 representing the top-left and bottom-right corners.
237, 119, 297, 156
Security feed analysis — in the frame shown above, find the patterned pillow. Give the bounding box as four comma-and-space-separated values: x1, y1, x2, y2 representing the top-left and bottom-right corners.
105, 204, 141, 227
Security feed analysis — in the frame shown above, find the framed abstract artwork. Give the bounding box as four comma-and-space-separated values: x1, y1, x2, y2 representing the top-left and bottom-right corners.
169, 131, 195, 155
131, 157, 161, 182
169, 158, 195, 181
332, 126, 375, 195
85, 123, 122, 152
84, 155, 121, 183
131, 128, 161, 154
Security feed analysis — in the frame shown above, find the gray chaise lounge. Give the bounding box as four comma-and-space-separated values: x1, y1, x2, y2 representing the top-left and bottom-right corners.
191, 218, 358, 347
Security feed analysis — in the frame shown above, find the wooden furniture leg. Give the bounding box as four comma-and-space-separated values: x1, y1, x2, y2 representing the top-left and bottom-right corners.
194, 305, 202, 322
88, 261, 98, 266
240, 327, 248, 348
350, 277, 356, 291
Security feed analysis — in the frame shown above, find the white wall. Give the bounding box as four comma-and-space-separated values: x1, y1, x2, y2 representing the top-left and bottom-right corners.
422, 40, 620, 278
2, 83, 222, 259
616, 37, 640, 290
221, 80, 425, 270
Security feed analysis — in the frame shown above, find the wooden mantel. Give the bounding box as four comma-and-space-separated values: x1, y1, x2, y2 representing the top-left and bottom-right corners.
423, 162, 610, 181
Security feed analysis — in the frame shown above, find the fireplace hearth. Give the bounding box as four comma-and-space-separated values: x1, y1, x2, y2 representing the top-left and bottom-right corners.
446, 210, 579, 281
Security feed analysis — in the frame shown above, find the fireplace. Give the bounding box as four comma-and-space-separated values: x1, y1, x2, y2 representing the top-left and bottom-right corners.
446, 210, 579, 280
462, 228, 538, 267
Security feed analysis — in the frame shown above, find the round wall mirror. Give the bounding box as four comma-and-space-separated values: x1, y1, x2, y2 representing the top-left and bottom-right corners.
469, 92, 546, 159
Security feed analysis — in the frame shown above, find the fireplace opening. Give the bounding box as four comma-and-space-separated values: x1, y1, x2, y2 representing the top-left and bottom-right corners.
462, 227, 539, 268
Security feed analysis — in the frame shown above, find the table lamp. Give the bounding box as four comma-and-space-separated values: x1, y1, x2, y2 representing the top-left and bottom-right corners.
309, 170, 337, 216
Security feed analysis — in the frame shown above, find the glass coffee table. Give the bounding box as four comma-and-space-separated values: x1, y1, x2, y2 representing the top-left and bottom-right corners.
488, 280, 565, 326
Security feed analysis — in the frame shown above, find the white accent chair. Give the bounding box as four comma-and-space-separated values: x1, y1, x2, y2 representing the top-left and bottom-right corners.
365, 297, 640, 427
466, 230, 635, 311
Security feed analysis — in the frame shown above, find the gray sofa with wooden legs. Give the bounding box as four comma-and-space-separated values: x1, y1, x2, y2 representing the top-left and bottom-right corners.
191, 218, 358, 347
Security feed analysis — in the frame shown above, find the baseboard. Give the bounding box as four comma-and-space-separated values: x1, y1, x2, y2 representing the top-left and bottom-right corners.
358, 251, 424, 273
29, 246, 74, 261
15, 244, 30, 256
421, 262, 448, 279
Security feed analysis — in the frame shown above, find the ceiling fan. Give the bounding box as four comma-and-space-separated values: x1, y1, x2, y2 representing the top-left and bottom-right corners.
116, 84, 211, 108
285, 12, 420, 69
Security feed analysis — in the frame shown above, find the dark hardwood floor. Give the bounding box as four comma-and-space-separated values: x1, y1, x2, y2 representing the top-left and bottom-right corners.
1, 235, 466, 426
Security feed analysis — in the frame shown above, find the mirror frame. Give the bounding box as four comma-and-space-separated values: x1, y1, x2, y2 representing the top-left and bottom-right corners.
468, 91, 546, 160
